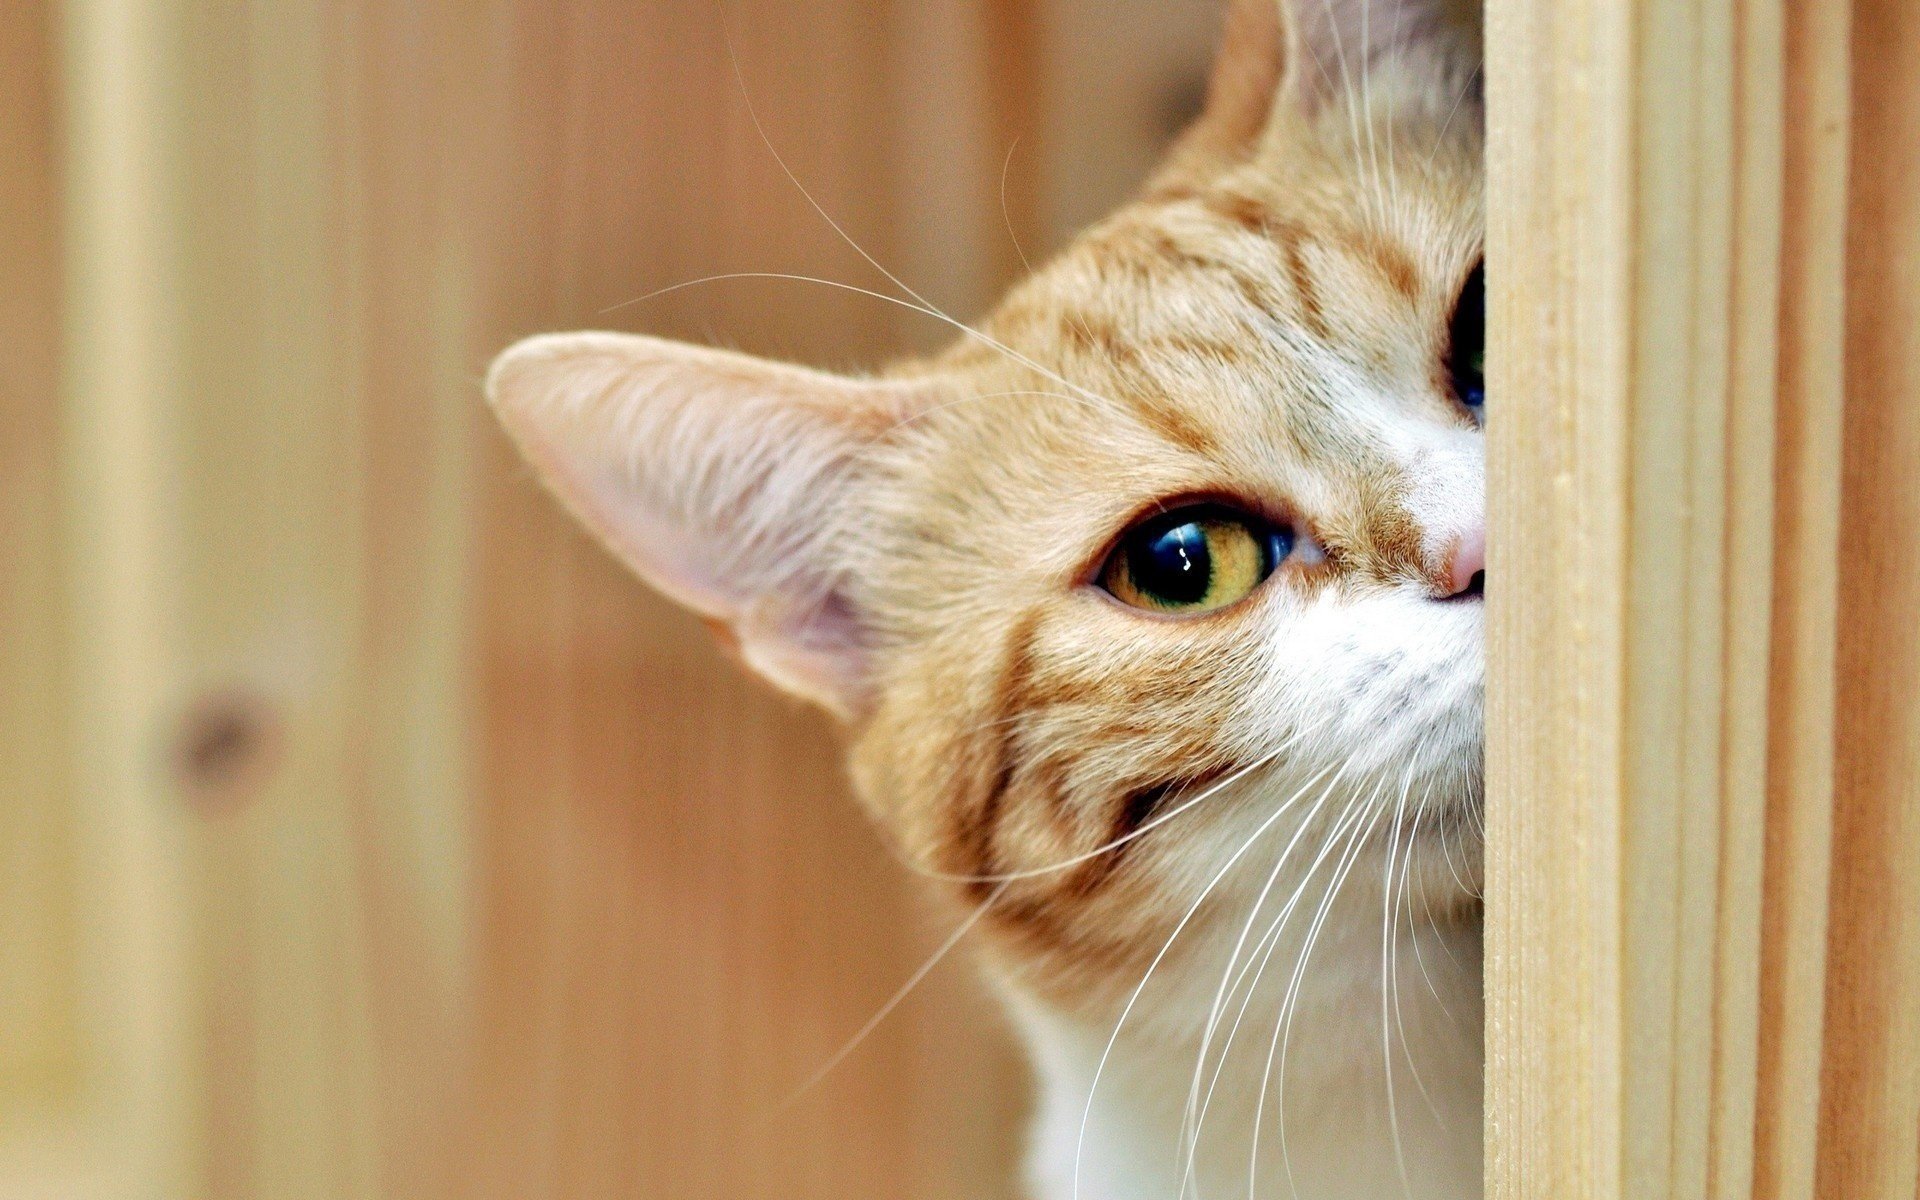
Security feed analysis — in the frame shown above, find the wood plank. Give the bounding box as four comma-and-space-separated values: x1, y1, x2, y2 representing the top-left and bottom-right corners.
149, 5, 482, 1195
1035, 0, 1222, 248
1485, 0, 1787, 1194
1815, 2, 1920, 1194
45, 3, 488, 1195
1484, 0, 1634, 1190
1708, 0, 1789, 1190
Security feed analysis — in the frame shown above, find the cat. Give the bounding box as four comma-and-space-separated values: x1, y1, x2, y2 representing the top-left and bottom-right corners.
485, 0, 1486, 1197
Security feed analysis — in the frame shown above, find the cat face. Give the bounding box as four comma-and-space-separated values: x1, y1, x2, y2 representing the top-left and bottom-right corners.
488, 0, 1484, 1022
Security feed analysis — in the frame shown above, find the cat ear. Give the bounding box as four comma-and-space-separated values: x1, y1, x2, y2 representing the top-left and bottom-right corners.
1162, 0, 1479, 176
1159, 0, 1289, 176
1272, 0, 1480, 114
487, 332, 928, 721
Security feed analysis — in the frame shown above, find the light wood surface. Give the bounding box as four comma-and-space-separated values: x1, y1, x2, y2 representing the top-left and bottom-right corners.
0, 0, 74, 1137
460, 11, 1019, 1194
1488, 0, 1918, 1198
0, 1, 95, 1193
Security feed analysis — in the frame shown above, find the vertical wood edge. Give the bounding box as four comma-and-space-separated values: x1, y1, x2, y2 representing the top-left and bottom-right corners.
1709, 0, 1789, 1193
1486, 0, 1636, 1191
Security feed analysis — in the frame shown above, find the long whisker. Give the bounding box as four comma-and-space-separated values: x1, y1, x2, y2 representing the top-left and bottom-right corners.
722, 36, 958, 326
1316, 0, 1378, 229
1433, 787, 1478, 899
1379, 747, 1429, 1199
1178, 775, 1375, 1198
602, 269, 949, 324
1257, 767, 1393, 1199
1392, 775, 1453, 1123
1001, 136, 1035, 274
1405, 779, 1465, 1010
1174, 760, 1361, 1193
1359, 0, 1388, 226
1427, 62, 1483, 172
715, 40, 1133, 421
604, 269, 971, 332
1070, 757, 1341, 1200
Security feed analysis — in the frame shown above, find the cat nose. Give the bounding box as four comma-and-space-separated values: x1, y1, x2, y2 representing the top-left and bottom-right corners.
1443, 524, 1485, 598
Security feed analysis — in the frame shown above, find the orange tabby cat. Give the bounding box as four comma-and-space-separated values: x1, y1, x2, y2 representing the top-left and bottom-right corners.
487, 0, 1485, 1196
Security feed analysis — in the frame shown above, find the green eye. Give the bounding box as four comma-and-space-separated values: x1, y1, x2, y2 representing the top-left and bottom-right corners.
1100, 505, 1292, 614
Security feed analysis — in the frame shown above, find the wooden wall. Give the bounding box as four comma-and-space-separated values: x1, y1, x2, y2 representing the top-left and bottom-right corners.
2, 2, 1219, 1198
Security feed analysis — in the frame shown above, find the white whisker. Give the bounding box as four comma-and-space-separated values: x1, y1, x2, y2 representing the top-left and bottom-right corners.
1175, 753, 1364, 1192
1379, 745, 1433, 1199
1071, 757, 1341, 1200
770, 881, 1010, 1113
1391, 776, 1451, 1126
1001, 136, 1035, 274
1179, 774, 1375, 1198
1408, 780, 1468, 1007
718, 40, 1133, 420
1257, 768, 1392, 1199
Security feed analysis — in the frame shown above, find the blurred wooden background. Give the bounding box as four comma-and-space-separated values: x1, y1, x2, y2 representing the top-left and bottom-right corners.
0, 2, 1224, 1198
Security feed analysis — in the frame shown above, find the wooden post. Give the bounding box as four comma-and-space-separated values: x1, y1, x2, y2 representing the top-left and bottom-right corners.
1487, 0, 1919, 1197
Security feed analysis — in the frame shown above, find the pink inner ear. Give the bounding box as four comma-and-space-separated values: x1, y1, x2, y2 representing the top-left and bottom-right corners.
501, 378, 875, 719
486, 329, 933, 721
736, 589, 873, 721
502, 411, 743, 621
588, 478, 744, 619
549, 430, 873, 718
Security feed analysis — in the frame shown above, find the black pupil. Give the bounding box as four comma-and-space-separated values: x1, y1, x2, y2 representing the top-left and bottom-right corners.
1449, 261, 1485, 408
1131, 519, 1214, 606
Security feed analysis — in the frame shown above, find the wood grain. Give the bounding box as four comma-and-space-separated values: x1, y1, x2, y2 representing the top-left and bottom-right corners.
39, 2, 202, 1196
1816, 2, 1920, 1195
458, 6, 1034, 1198
1490, 0, 1920, 1196
25, 0, 1920, 1196
1752, 2, 1852, 1197
1485, 0, 1791, 1195
1485, 0, 1635, 1191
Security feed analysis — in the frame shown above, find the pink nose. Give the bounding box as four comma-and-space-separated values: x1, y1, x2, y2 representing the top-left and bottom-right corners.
1446, 525, 1486, 597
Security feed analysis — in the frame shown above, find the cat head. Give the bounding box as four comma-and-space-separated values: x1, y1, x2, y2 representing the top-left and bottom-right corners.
488, 0, 1484, 1020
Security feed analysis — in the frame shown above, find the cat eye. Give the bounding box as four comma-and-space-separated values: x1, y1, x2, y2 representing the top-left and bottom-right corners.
1099, 504, 1293, 615
1448, 260, 1486, 415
